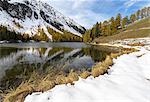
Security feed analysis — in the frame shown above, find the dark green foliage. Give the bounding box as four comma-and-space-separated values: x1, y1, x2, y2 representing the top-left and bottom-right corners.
92, 22, 101, 38
122, 16, 129, 28
83, 30, 92, 42
130, 14, 136, 23
0, 25, 50, 42
115, 13, 121, 29
0, 25, 23, 41
110, 17, 117, 35
136, 10, 140, 20
0, 25, 82, 42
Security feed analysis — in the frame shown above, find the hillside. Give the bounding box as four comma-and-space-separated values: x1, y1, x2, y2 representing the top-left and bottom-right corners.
93, 17, 150, 43
83, 6, 150, 43
0, 0, 86, 42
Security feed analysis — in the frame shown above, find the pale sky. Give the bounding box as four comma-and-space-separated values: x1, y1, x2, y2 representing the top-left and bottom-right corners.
41, 0, 150, 28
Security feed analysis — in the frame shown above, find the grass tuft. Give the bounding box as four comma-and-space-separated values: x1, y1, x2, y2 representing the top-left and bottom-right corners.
92, 55, 113, 78
80, 71, 91, 79
1, 47, 137, 102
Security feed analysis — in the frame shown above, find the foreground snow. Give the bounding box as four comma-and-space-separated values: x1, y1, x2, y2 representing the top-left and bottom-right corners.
25, 38, 150, 102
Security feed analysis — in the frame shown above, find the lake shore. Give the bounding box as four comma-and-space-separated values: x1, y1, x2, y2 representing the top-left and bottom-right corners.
24, 37, 150, 102
1, 40, 138, 102
0, 42, 109, 102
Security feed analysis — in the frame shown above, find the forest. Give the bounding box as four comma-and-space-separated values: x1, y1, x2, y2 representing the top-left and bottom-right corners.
0, 26, 83, 42
0, 6, 150, 42
83, 6, 150, 42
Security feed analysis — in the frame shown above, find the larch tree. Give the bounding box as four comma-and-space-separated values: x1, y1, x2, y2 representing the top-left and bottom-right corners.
122, 16, 128, 28
130, 14, 136, 23
115, 13, 122, 29
110, 17, 117, 34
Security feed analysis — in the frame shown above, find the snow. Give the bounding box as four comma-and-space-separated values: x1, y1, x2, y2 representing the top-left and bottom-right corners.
0, 0, 84, 40
93, 37, 150, 50
24, 38, 150, 102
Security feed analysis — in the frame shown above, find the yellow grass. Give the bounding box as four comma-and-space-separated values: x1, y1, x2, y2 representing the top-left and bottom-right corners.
94, 17, 150, 43
80, 71, 91, 79
92, 55, 113, 77
94, 29, 150, 43
127, 43, 145, 46
1, 48, 137, 102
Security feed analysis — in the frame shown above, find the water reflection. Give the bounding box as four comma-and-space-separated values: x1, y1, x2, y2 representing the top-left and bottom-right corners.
0, 42, 109, 90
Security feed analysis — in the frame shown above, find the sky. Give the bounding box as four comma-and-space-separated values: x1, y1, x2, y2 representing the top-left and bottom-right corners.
43, 0, 150, 28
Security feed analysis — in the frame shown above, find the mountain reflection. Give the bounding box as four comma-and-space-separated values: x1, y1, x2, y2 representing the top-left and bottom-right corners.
0, 43, 109, 90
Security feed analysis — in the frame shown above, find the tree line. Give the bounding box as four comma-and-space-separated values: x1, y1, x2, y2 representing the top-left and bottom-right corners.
83, 6, 150, 42
0, 25, 23, 41
0, 25, 83, 42
47, 27, 82, 42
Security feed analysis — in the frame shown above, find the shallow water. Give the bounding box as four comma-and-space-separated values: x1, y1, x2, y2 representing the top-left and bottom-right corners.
0, 42, 110, 90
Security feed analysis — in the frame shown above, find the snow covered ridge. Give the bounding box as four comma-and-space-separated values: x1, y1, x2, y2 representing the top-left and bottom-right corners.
25, 38, 150, 102
0, 0, 86, 40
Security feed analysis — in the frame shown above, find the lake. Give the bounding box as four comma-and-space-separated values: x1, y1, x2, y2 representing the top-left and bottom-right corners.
0, 42, 111, 91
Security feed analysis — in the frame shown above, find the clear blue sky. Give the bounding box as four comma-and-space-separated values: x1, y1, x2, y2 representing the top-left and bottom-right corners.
44, 0, 150, 28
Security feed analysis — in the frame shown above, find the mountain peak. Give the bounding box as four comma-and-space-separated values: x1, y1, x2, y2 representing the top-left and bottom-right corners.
0, 0, 86, 41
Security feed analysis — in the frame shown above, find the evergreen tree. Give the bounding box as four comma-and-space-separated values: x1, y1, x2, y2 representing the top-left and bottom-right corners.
98, 22, 102, 36
130, 14, 136, 23
136, 10, 141, 20
83, 30, 92, 42
92, 22, 100, 38
102, 20, 109, 36
122, 16, 128, 28
110, 17, 117, 34
115, 13, 122, 29
83, 6, 150, 42
141, 8, 145, 19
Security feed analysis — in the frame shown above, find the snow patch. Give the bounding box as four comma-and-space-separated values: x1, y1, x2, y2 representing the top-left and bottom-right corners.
24, 38, 150, 102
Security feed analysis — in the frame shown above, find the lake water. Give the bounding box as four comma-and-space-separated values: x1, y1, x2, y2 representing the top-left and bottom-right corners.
0, 42, 111, 91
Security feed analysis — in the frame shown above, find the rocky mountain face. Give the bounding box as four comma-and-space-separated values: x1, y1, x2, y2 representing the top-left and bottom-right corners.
0, 0, 86, 41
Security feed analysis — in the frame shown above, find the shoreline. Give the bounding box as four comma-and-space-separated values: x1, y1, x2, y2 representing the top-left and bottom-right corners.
24, 38, 150, 102
3, 37, 150, 102
1, 42, 137, 102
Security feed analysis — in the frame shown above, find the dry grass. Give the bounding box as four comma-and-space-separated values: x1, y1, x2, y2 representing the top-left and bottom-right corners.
1, 69, 80, 102
80, 71, 91, 79
110, 48, 137, 58
67, 71, 79, 82
1, 48, 137, 102
94, 29, 150, 43
111, 53, 122, 59
126, 17, 150, 30
127, 43, 145, 46
2, 82, 34, 102
92, 55, 113, 77
55, 71, 79, 85
94, 17, 150, 43
92, 48, 137, 78
121, 48, 138, 54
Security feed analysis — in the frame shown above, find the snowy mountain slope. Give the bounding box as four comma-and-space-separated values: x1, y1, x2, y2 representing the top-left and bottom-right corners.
0, 0, 86, 41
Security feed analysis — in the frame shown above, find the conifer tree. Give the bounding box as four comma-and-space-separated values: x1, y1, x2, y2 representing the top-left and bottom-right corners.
136, 10, 141, 20
94, 22, 100, 38
130, 14, 136, 23
110, 17, 117, 34
115, 13, 122, 29
122, 16, 128, 28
